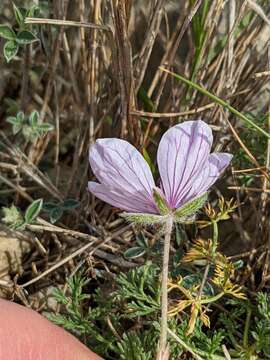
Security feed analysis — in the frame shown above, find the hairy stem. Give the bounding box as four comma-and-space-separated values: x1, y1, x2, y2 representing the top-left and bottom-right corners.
157, 216, 173, 359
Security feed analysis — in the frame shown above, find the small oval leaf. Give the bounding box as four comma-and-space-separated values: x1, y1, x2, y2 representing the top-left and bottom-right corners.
43, 202, 58, 212
17, 111, 25, 123
16, 30, 38, 44
233, 260, 244, 270
4, 40, 19, 62
50, 207, 64, 224
62, 199, 80, 210
136, 233, 148, 248
6, 116, 17, 125
124, 247, 146, 259
38, 123, 54, 132
29, 110, 39, 126
0, 25, 16, 40
25, 198, 43, 224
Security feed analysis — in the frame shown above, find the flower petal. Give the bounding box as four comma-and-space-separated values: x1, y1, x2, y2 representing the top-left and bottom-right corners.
89, 138, 158, 212
88, 182, 157, 213
157, 120, 213, 208
178, 152, 232, 206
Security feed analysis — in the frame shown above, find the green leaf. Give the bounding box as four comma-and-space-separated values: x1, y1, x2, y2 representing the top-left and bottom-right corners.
175, 224, 188, 246
174, 193, 208, 220
62, 199, 80, 210
7, 112, 25, 133
17, 111, 25, 123
29, 110, 39, 126
124, 247, 146, 259
0, 25, 16, 40
12, 122, 23, 135
51, 288, 69, 305
142, 148, 156, 175
136, 233, 148, 248
26, 5, 40, 18
6, 116, 18, 125
43, 202, 58, 212
16, 30, 38, 44
153, 187, 170, 215
121, 212, 164, 225
50, 207, 64, 224
160, 67, 270, 139
138, 87, 154, 111
25, 198, 43, 224
38, 123, 54, 132
13, 3, 25, 27
233, 260, 244, 270
4, 40, 19, 62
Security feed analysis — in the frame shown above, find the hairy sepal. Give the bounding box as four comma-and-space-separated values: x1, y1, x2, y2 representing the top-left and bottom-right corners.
121, 212, 165, 225
153, 187, 170, 215
174, 193, 208, 221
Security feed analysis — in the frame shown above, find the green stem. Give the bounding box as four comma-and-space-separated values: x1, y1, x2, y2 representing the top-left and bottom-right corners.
229, 335, 242, 353
159, 67, 270, 139
243, 308, 252, 348
157, 216, 173, 359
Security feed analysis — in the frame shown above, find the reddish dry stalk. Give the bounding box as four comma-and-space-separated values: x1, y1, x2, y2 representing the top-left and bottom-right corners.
111, 0, 138, 143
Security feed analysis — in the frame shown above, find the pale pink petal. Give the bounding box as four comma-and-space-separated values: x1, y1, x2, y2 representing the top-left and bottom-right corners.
178, 152, 232, 207
88, 182, 158, 213
157, 120, 213, 208
89, 138, 157, 212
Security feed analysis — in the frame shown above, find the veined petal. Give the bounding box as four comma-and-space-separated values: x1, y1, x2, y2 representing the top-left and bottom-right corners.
88, 182, 158, 213
89, 138, 157, 211
157, 120, 213, 208
178, 152, 232, 207
88, 181, 158, 214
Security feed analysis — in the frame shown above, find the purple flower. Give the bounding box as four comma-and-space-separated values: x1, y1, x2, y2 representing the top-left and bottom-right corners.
88, 120, 232, 214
